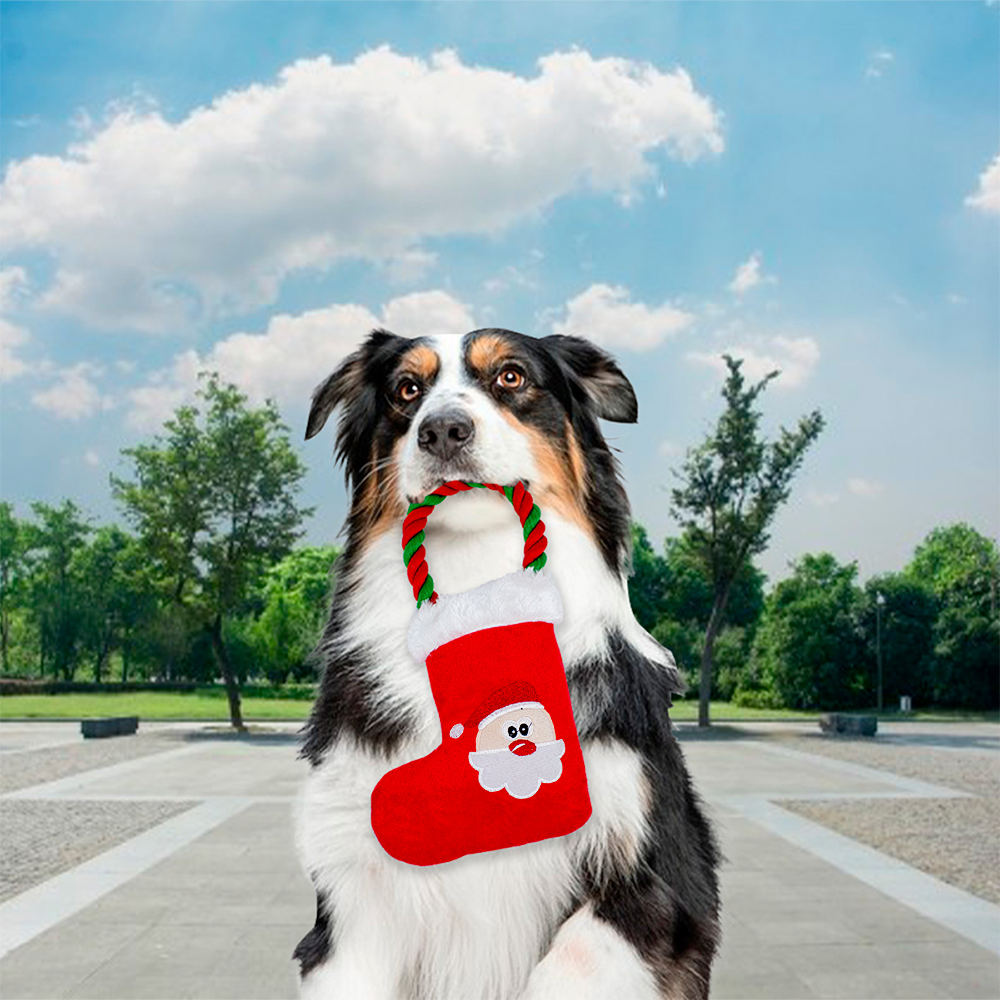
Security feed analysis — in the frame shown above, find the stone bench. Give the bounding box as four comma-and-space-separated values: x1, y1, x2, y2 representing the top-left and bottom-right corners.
81, 716, 139, 739
819, 713, 877, 737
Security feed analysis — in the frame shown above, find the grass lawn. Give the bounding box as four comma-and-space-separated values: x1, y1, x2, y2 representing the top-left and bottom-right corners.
0, 688, 818, 723
0, 688, 313, 721
1, 690, 994, 725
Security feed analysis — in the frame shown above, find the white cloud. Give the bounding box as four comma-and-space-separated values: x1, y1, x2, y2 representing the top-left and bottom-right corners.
728, 251, 774, 296
807, 490, 840, 508
848, 477, 885, 498
126, 290, 475, 431
0, 48, 723, 332
688, 335, 820, 388
31, 363, 113, 420
380, 249, 438, 285
84, 449, 100, 467
965, 154, 1000, 215
0, 266, 31, 381
865, 49, 894, 80
551, 283, 694, 351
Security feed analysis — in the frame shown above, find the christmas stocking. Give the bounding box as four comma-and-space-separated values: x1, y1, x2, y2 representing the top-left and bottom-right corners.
370, 481, 592, 866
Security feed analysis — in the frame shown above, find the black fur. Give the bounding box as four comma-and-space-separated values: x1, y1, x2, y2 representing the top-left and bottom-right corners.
292, 888, 334, 977
573, 631, 720, 996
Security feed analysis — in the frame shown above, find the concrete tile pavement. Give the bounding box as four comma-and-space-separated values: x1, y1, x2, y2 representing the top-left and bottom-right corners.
0, 722, 997, 999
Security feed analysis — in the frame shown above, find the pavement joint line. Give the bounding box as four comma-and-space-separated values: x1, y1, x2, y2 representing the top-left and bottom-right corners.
723, 795, 1000, 957
0, 796, 254, 960
0, 743, 213, 801
733, 739, 971, 798
9, 793, 298, 803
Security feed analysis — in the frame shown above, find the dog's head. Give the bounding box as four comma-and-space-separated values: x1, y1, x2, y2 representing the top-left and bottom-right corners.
305, 328, 637, 570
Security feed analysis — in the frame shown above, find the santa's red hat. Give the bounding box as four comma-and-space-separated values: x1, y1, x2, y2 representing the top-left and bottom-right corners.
448, 681, 542, 740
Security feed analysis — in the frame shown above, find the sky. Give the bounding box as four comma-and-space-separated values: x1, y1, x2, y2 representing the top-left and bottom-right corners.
0, 1, 997, 585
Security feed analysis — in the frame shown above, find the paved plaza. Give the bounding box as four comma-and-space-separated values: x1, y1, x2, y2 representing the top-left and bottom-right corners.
0, 719, 998, 999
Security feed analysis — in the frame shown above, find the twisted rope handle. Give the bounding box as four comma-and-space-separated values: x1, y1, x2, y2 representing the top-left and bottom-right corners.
401, 481, 548, 607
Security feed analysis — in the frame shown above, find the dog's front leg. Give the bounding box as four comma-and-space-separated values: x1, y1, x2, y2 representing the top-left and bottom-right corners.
519, 903, 661, 1000
297, 902, 401, 1000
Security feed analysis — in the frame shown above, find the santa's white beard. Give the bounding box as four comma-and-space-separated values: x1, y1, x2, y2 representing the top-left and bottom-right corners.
467, 739, 566, 799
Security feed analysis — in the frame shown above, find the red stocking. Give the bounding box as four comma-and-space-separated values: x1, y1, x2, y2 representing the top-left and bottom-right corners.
370, 482, 592, 866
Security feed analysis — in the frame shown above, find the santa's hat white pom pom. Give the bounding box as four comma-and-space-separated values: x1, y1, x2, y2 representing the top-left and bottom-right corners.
449, 723, 464, 739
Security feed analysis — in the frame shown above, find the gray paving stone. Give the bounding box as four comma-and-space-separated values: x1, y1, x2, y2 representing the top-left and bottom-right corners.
2, 723, 998, 1000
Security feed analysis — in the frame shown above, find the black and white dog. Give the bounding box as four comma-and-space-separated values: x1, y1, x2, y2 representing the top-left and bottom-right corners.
294, 328, 720, 999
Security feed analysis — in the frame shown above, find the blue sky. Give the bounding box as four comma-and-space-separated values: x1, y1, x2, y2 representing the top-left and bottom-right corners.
1, 1, 997, 584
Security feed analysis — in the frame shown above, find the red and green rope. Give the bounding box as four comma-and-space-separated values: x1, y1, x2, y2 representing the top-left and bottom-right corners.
401, 480, 548, 607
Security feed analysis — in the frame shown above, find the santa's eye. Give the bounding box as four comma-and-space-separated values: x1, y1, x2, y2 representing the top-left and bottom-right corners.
519, 723, 530, 736
507, 725, 518, 739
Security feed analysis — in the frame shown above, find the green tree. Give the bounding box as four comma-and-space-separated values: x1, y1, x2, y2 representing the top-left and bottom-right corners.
74, 526, 160, 683
671, 356, 824, 726
25, 501, 91, 679
113, 374, 312, 728
628, 524, 670, 631
861, 574, 938, 710
906, 524, 999, 708
251, 545, 338, 685
749, 553, 865, 710
0, 502, 32, 673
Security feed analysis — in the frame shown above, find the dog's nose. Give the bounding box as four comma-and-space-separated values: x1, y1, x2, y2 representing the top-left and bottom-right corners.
417, 409, 475, 461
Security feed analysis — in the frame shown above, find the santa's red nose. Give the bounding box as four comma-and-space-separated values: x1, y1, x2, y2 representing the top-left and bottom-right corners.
509, 739, 536, 756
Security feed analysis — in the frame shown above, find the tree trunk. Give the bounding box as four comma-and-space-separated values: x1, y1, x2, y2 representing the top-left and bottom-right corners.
209, 614, 245, 731
698, 589, 732, 728
1, 611, 8, 673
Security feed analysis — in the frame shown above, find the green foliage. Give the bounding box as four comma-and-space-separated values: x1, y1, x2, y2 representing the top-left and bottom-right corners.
248, 546, 339, 685
860, 573, 938, 707
670, 355, 824, 724
0, 502, 32, 673
905, 524, 999, 708
24, 501, 92, 680
748, 553, 866, 710
112, 373, 313, 728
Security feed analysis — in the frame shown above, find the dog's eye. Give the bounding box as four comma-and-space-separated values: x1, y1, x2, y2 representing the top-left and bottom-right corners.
507, 725, 518, 739
519, 723, 530, 736
397, 379, 422, 403
496, 367, 525, 391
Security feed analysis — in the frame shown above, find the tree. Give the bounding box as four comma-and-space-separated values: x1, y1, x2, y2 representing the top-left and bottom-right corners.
749, 553, 865, 710
627, 524, 670, 631
0, 502, 31, 673
631, 526, 766, 696
906, 524, 999, 708
74, 526, 159, 683
250, 545, 339, 686
25, 501, 91, 679
671, 355, 824, 726
114, 373, 312, 728
861, 574, 938, 709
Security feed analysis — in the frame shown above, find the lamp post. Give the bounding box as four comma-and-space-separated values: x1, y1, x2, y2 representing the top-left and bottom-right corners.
876, 592, 886, 714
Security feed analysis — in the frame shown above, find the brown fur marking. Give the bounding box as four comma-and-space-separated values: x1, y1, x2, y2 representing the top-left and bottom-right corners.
467, 332, 514, 375
397, 343, 440, 382
497, 409, 591, 534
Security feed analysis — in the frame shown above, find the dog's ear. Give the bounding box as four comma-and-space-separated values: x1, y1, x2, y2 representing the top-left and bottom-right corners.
305, 353, 363, 440
305, 329, 401, 440
543, 335, 638, 423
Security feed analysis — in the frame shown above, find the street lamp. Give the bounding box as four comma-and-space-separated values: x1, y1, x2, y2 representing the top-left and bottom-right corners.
876, 592, 886, 714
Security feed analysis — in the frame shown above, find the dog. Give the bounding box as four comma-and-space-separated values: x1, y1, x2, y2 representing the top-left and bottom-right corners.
294, 328, 720, 999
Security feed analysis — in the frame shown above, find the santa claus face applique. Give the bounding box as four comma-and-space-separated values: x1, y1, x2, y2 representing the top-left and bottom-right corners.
466, 693, 566, 800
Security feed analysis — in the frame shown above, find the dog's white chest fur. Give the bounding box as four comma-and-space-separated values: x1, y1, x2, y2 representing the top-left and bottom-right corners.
295, 496, 657, 999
